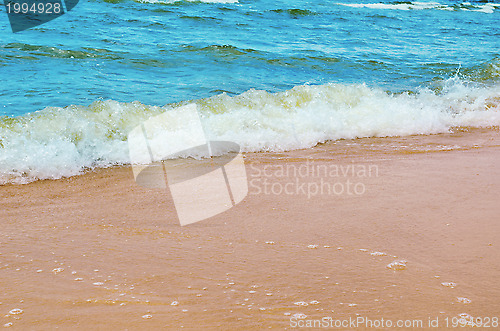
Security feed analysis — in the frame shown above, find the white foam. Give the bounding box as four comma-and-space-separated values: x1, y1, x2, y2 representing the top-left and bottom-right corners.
337, 2, 445, 11
471, 4, 496, 13
1, 80, 499, 184
387, 259, 408, 270
294, 301, 309, 306
337, 1, 499, 13
457, 297, 472, 304
8, 309, 23, 315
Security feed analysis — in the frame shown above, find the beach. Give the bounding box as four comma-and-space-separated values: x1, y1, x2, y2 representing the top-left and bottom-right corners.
2, 127, 499, 329
1, 0, 500, 328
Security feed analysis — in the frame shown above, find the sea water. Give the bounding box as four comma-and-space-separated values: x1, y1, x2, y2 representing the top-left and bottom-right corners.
0, 0, 499, 183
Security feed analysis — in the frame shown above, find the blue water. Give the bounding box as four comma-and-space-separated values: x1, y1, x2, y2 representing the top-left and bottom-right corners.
1, 0, 499, 116
1, 0, 500, 184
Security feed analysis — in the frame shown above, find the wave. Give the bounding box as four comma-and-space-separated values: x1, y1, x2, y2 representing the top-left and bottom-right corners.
0, 43, 123, 60
337, 1, 500, 13
0, 42, 341, 73
4, 42, 496, 86
1, 78, 500, 184
461, 58, 500, 83
269, 9, 318, 17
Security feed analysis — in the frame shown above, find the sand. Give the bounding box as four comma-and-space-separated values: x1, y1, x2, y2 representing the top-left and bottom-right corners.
1, 127, 499, 329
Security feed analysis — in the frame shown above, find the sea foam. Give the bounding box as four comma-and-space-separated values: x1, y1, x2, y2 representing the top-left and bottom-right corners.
1, 80, 499, 184
337, 1, 500, 13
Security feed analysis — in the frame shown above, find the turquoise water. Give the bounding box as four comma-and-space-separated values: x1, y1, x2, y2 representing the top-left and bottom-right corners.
1, 0, 499, 116
0, 0, 500, 183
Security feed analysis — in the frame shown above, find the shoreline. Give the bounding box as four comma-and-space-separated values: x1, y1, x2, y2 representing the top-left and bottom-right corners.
1, 128, 499, 329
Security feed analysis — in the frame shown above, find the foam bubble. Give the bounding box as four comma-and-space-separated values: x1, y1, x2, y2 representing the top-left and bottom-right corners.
52, 268, 64, 274
8, 309, 23, 315
457, 297, 472, 304
292, 313, 307, 319
441, 282, 457, 288
294, 301, 309, 306
1, 81, 499, 184
386, 259, 408, 271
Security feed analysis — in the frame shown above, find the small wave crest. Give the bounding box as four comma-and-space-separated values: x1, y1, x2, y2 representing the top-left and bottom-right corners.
1, 79, 499, 184
337, 1, 500, 13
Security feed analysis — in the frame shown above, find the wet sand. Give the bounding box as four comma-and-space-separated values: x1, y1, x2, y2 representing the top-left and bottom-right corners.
1, 128, 499, 329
